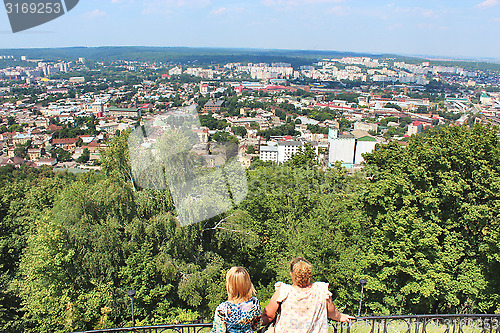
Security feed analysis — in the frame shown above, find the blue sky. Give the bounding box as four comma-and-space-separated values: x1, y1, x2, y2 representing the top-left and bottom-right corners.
1, 0, 499, 60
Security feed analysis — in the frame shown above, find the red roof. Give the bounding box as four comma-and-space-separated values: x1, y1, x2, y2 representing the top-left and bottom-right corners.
47, 124, 63, 131
86, 141, 100, 147
52, 138, 78, 144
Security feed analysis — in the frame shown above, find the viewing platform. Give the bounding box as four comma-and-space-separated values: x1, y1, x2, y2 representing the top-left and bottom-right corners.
71, 314, 500, 333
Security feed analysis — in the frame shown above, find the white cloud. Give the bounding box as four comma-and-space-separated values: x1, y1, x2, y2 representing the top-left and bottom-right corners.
262, 0, 343, 6
421, 9, 434, 18
387, 23, 403, 30
328, 5, 348, 16
417, 23, 448, 31
391, 6, 437, 18
111, 0, 135, 4
147, 0, 211, 7
84, 9, 107, 19
476, 0, 498, 8
140, 0, 211, 15
210, 7, 227, 15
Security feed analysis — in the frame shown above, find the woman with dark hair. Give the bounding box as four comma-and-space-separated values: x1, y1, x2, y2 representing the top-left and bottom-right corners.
261, 258, 354, 333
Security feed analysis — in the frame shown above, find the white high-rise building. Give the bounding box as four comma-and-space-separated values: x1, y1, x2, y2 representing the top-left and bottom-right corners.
328, 127, 356, 167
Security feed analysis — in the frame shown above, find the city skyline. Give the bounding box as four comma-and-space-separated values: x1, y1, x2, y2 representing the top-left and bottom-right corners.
1, 0, 500, 61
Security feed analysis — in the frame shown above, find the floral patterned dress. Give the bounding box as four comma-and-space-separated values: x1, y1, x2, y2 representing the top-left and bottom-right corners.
212, 296, 261, 333
274, 282, 332, 333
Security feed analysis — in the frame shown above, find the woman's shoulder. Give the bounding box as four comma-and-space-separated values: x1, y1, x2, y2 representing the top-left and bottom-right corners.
248, 296, 261, 311
216, 301, 231, 312
274, 282, 292, 302
224, 297, 259, 309
313, 281, 329, 288
245, 296, 260, 307
274, 281, 291, 290
313, 281, 332, 298
249, 296, 260, 303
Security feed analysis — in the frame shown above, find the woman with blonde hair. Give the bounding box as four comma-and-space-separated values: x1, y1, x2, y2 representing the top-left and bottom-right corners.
212, 267, 261, 333
262, 257, 354, 332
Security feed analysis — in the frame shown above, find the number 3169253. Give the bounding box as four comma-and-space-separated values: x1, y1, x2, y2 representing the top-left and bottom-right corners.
5, 2, 62, 14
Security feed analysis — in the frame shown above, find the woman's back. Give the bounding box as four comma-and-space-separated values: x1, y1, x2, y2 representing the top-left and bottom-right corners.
212, 296, 261, 333
274, 282, 331, 333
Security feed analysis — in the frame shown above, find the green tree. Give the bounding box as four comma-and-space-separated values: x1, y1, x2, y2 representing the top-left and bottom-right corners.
250, 122, 260, 130
416, 106, 428, 114
76, 148, 90, 164
246, 145, 256, 154
14, 145, 27, 158
0, 170, 69, 332
100, 129, 135, 187
287, 144, 318, 168
232, 126, 247, 138
7, 116, 15, 126
18, 177, 135, 333
211, 132, 239, 145
361, 124, 500, 314
51, 148, 72, 162
199, 115, 228, 130
385, 103, 402, 111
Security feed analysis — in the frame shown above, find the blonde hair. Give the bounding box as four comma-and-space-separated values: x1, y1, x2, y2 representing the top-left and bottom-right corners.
226, 267, 256, 302
290, 257, 313, 288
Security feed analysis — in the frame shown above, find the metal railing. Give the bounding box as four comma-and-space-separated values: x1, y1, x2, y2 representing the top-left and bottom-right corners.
71, 323, 212, 333
334, 314, 500, 333
71, 314, 500, 333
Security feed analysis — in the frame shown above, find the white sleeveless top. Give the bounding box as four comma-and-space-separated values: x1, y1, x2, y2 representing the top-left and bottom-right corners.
274, 281, 332, 333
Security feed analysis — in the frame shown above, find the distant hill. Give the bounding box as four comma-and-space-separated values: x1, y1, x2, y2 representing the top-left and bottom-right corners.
0, 46, 399, 67
1, 46, 499, 72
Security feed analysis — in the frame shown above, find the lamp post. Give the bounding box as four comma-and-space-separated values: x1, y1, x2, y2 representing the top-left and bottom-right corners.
358, 279, 367, 317
127, 289, 136, 327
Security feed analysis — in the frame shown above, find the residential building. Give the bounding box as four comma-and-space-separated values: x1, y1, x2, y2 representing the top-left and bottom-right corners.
328, 127, 378, 167
352, 131, 378, 164
407, 121, 423, 136
259, 140, 319, 164
27, 148, 44, 160
35, 157, 57, 167
12, 133, 31, 146
200, 83, 209, 94
193, 128, 209, 143
329, 127, 356, 167
92, 101, 105, 116
107, 107, 141, 118
202, 154, 226, 168
203, 100, 224, 113
277, 141, 303, 164
52, 137, 78, 151
354, 121, 378, 133
259, 144, 278, 163
69, 77, 85, 83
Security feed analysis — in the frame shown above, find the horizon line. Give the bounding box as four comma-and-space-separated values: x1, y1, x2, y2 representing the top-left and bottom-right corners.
0, 45, 499, 64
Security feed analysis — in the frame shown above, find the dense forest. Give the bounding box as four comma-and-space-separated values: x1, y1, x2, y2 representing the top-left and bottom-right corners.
0, 47, 360, 68
0, 124, 499, 333
2, 47, 500, 72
